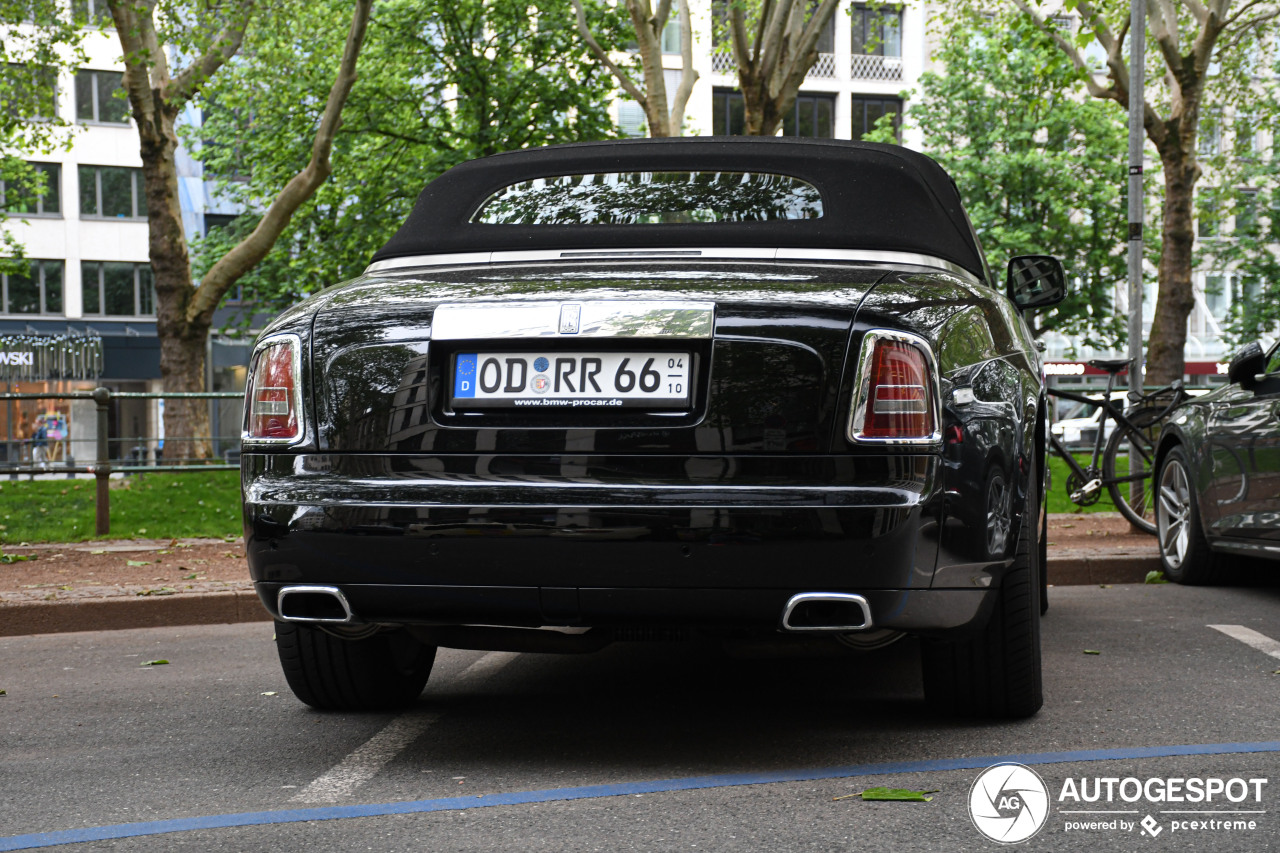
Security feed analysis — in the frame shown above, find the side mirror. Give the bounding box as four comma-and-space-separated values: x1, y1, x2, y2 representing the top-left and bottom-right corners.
1227, 341, 1266, 388
1006, 255, 1067, 310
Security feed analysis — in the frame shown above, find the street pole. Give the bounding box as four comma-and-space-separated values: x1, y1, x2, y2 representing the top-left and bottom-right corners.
1128, 0, 1147, 528
1128, 0, 1145, 392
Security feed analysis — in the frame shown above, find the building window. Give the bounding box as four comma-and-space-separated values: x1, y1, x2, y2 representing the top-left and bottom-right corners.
712, 88, 746, 135
851, 4, 902, 57
784, 93, 835, 138
2, 260, 63, 315
1, 162, 60, 216
79, 165, 147, 219
617, 100, 648, 138
204, 213, 238, 236
1236, 189, 1258, 234
81, 261, 154, 316
1203, 273, 1230, 322
74, 70, 130, 124
1197, 193, 1219, 239
809, 1, 836, 53
851, 95, 902, 141
72, 0, 114, 27
1234, 114, 1257, 158
1198, 110, 1221, 157
661, 17, 682, 54
5, 64, 59, 121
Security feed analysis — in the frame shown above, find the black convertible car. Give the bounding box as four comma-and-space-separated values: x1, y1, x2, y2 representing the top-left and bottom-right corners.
1155, 339, 1280, 583
241, 138, 1065, 717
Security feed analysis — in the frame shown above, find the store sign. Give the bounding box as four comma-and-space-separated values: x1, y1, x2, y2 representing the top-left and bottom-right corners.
0, 334, 103, 381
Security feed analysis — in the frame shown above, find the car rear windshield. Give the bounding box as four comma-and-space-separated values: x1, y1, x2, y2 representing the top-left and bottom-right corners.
471, 171, 823, 225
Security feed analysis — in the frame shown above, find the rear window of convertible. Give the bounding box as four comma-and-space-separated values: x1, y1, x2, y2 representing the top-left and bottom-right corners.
471, 171, 823, 225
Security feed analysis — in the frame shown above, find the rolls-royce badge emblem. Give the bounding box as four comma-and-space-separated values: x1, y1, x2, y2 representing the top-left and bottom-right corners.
559, 304, 581, 334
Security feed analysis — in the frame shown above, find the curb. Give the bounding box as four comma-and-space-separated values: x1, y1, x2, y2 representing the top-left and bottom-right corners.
1047, 551, 1162, 586
0, 551, 1161, 638
0, 589, 270, 638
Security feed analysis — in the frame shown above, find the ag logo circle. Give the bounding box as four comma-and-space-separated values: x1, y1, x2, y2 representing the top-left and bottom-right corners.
968, 763, 1050, 844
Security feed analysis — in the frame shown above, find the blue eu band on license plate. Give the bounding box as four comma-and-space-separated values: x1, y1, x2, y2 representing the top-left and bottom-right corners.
453, 352, 692, 409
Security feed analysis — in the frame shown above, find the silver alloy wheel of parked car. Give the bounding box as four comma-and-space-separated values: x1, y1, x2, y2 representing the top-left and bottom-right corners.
985, 468, 1012, 559
1156, 453, 1192, 570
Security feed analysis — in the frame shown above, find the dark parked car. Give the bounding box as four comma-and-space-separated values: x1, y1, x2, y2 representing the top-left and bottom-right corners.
1155, 340, 1280, 583
240, 138, 1065, 717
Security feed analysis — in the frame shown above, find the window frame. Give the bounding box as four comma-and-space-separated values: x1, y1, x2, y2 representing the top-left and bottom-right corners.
74, 69, 130, 125
72, 0, 114, 28
851, 4, 903, 58
783, 92, 837, 139
78, 165, 147, 220
80, 261, 155, 317
850, 94, 903, 141
0, 162, 61, 217
1, 259, 64, 316
5, 63, 60, 122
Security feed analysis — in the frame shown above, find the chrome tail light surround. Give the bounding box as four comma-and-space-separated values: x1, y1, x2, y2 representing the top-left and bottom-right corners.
242, 333, 305, 447
847, 329, 942, 446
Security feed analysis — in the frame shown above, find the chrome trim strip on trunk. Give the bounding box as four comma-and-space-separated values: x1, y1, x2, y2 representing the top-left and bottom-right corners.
364, 247, 981, 284
432, 300, 715, 340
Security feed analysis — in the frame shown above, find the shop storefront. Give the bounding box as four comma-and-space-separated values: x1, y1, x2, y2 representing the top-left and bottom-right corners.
0, 332, 103, 466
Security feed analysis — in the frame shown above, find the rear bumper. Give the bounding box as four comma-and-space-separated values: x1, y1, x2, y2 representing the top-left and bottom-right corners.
242, 453, 995, 634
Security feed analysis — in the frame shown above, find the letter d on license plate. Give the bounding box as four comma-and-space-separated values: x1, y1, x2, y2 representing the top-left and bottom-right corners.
453, 351, 691, 409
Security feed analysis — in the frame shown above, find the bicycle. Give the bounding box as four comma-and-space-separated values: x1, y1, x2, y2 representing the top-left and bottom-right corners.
1046, 358, 1190, 535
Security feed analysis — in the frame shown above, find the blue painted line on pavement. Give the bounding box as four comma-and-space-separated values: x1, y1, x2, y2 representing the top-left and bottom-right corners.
2, 741, 1278, 851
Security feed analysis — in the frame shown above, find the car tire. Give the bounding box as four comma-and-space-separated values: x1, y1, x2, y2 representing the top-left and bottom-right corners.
1039, 499, 1049, 616
921, 465, 1043, 719
1155, 445, 1222, 585
275, 620, 437, 711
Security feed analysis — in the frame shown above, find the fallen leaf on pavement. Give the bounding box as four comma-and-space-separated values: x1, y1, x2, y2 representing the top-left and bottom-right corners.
835, 787, 939, 802
139, 659, 169, 667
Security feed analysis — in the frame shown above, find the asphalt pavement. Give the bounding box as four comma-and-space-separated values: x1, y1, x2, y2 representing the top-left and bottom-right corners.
1, 582, 1277, 851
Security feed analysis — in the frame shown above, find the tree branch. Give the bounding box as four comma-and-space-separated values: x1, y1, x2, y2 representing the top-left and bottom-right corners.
167, 0, 255, 108
109, 0, 167, 131
667, 0, 698, 132
570, 0, 647, 105
189, 0, 372, 325
1008, 0, 1124, 103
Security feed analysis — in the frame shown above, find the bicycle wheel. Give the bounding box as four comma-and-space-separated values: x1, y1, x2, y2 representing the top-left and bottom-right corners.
1103, 406, 1163, 534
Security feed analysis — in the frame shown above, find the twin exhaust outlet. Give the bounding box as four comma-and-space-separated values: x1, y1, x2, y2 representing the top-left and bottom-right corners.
276, 586, 873, 633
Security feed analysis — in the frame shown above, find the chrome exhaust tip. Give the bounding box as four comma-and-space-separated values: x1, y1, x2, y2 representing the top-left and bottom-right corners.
277, 585, 354, 624
781, 593, 873, 632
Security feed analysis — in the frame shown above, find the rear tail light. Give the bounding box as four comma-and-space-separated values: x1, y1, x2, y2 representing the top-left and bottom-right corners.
848, 330, 940, 444
244, 336, 302, 443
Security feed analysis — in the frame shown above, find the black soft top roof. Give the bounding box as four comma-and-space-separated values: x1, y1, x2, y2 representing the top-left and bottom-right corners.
372, 137, 988, 278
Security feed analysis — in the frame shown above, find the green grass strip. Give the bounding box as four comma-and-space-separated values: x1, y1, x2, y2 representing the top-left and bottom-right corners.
0, 471, 241, 543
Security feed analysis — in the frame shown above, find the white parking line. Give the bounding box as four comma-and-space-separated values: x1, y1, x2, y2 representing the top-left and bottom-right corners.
1208, 625, 1280, 661
291, 651, 520, 803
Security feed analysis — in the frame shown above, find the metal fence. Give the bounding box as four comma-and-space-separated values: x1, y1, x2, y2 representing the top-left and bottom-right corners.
1, 389, 242, 535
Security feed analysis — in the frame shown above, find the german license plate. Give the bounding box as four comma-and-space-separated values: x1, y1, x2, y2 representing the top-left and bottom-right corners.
452, 351, 692, 409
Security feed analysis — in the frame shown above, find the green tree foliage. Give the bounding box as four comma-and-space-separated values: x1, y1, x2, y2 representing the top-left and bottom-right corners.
1010, 0, 1280, 385
1191, 54, 1280, 346
0, 0, 84, 274
879, 10, 1128, 345
193, 0, 624, 320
